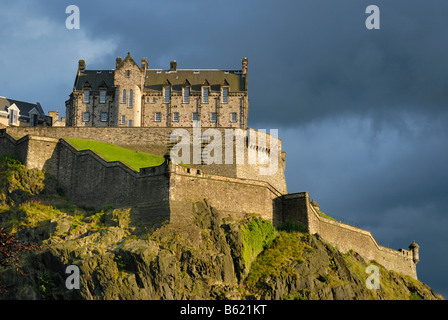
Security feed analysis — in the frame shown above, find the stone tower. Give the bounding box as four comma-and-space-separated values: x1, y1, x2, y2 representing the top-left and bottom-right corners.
409, 240, 420, 264
113, 52, 144, 127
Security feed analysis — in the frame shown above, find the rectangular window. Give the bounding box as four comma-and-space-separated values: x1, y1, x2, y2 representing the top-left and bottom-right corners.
122, 89, 126, 104
222, 88, 228, 104
83, 112, 90, 122
173, 112, 179, 122
101, 112, 108, 122
152, 97, 156, 103
164, 87, 170, 103
231, 112, 237, 122
100, 90, 106, 103
129, 89, 133, 108
128, 120, 133, 127
9, 109, 17, 125
83, 90, 90, 103
202, 87, 209, 104
155, 112, 161, 122
146, 97, 150, 103
192, 112, 198, 121
211, 112, 217, 122
121, 115, 125, 125
183, 87, 190, 104
126, 70, 130, 78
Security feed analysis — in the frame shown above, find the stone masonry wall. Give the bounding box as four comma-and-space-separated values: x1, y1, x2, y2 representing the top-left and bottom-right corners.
4, 126, 288, 193
168, 165, 283, 226
0, 130, 284, 227
0, 129, 418, 279
281, 192, 418, 279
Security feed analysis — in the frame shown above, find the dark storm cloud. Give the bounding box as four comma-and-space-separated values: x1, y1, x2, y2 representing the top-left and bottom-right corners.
247, 1, 448, 128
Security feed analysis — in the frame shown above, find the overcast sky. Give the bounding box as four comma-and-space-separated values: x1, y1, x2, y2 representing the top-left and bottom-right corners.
1, 0, 447, 298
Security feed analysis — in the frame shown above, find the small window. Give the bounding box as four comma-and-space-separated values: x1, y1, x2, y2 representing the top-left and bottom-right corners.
192, 112, 198, 121
183, 87, 190, 104
126, 70, 130, 78
155, 112, 161, 122
121, 115, 125, 125
101, 112, 108, 122
129, 89, 133, 107
222, 88, 228, 104
100, 90, 106, 103
83, 90, 90, 103
152, 97, 156, 104
128, 120, 133, 127
164, 87, 171, 103
83, 112, 90, 122
173, 112, 179, 122
9, 109, 18, 125
122, 89, 126, 104
231, 112, 237, 122
202, 87, 209, 104
146, 97, 150, 103
211, 112, 217, 122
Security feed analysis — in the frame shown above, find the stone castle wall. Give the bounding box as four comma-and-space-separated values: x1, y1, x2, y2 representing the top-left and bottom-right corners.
4, 126, 288, 194
0, 129, 418, 279
0, 130, 283, 227
281, 193, 418, 279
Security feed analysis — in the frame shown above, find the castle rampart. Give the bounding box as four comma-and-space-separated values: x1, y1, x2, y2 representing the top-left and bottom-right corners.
3, 126, 288, 194
0, 129, 419, 280
281, 192, 418, 279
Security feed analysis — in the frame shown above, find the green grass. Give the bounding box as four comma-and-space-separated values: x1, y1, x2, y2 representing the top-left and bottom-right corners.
66, 139, 165, 171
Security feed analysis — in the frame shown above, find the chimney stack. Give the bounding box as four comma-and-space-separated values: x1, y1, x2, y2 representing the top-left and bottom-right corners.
170, 60, 177, 71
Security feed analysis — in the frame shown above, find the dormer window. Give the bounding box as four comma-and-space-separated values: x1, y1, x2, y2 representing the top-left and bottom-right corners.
183, 87, 190, 104
222, 87, 229, 104
164, 87, 171, 103
202, 87, 209, 104
9, 109, 18, 126
83, 90, 90, 103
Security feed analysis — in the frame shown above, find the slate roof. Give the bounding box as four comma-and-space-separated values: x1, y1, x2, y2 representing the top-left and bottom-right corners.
73, 62, 246, 94
74, 70, 115, 92
0, 96, 44, 117
143, 69, 246, 93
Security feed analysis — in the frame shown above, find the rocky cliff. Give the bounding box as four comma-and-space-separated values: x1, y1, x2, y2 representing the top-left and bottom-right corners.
0, 155, 442, 300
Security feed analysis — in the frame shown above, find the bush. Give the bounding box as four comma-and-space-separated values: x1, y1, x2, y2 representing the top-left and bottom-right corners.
241, 218, 277, 269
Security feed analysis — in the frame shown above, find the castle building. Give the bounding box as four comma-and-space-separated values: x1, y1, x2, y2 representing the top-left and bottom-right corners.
65, 53, 249, 128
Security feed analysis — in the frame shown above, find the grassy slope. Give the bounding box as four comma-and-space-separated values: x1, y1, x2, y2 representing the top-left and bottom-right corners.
66, 138, 165, 170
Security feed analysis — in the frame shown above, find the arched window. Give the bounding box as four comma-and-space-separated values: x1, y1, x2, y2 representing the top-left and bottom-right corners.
122, 89, 126, 103
129, 89, 133, 107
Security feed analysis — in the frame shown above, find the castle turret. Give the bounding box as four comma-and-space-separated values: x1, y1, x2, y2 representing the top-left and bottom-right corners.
409, 240, 420, 264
